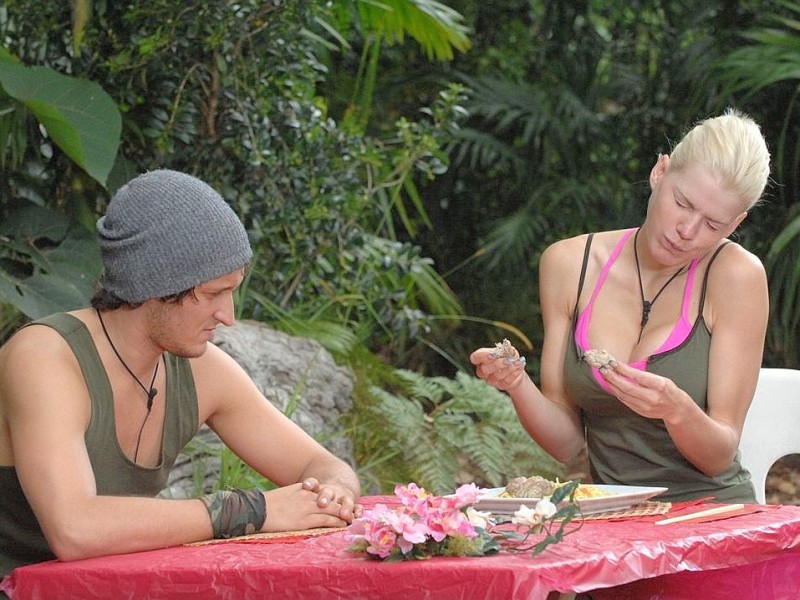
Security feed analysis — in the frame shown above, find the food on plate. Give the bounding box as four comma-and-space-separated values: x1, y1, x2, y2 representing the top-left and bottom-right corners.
582, 348, 616, 369
492, 338, 516, 359
501, 476, 614, 500
572, 484, 613, 500
503, 476, 557, 498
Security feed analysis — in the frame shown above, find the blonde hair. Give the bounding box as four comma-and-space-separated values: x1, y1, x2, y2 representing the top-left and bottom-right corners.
668, 108, 770, 209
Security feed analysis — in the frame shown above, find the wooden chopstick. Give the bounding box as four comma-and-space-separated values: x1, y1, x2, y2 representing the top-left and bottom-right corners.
654, 503, 745, 525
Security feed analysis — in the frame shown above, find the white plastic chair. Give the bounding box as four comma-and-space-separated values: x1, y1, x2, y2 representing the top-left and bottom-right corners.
739, 368, 800, 504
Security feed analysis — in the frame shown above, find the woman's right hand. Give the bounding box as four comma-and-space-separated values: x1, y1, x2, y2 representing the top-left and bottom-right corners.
469, 344, 528, 392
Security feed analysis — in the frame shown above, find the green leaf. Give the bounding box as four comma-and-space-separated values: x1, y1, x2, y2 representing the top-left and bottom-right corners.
0, 206, 101, 318
550, 480, 580, 504
0, 268, 91, 319
357, 0, 471, 61
0, 58, 121, 186
768, 213, 800, 258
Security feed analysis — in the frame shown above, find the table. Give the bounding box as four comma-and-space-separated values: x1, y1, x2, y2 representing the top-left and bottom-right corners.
3, 498, 800, 600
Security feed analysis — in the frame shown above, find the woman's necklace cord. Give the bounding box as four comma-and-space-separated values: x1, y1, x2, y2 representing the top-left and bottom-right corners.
96, 308, 160, 463
633, 229, 688, 339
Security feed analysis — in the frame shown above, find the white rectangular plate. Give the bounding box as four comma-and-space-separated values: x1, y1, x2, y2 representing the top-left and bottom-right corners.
475, 484, 668, 516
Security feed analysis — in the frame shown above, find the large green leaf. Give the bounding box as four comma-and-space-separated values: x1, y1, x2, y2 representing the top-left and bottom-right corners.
0, 206, 101, 319
0, 50, 121, 186
356, 0, 471, 60
0, 267, 94, 320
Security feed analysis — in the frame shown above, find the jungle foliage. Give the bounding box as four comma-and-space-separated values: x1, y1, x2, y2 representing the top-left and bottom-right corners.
2, 0, 800, 493
389, 0, 800, 372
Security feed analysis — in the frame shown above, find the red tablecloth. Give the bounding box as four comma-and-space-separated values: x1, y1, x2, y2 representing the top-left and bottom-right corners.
3, 499, 800, 600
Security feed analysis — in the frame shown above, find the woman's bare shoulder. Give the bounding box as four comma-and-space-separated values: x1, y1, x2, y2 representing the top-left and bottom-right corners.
542, 229, 631, 266
706, 240, 767, 293
541, 233, 589, 265
716, 239, 764, 268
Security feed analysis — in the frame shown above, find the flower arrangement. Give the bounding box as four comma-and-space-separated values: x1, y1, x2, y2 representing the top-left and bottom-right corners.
345, 482, 499, 561
346, 480, 582, 561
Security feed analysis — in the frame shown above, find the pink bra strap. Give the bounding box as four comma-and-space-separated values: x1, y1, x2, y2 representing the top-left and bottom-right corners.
681, 258, 700, 321
652, 257, 700, 353
575, 229, 636, 347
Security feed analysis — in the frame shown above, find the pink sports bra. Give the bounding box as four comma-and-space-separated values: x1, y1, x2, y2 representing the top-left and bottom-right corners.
575, 228, 700, 387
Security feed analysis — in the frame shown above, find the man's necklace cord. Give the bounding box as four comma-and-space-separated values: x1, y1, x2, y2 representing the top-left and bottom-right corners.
95, 308, 160, 463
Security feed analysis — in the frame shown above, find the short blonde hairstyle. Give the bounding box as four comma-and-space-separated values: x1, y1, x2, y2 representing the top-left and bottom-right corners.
668, 108, 770, 209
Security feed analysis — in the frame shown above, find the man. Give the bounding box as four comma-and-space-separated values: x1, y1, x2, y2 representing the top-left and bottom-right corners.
0, 170, 361, 578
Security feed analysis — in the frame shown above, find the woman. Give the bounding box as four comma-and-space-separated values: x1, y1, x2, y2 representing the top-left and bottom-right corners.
471, 109, 770, 502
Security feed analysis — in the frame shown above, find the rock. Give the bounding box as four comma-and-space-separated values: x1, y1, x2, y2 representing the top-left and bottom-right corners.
162, 320, 355, 498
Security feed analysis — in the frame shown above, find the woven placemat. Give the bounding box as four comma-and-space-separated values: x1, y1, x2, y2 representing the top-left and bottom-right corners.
582, 500, 672, 520
186, 502, 672, 546
186, 526, 347, 547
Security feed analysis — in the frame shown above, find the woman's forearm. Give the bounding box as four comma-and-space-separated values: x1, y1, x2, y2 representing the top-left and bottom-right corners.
506, 375, 585, 463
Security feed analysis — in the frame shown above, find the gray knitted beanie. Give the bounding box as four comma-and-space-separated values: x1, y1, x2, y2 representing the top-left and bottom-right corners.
97, 169, 253, 303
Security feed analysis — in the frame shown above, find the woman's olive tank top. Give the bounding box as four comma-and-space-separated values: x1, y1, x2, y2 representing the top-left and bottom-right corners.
563, 235, 755, 503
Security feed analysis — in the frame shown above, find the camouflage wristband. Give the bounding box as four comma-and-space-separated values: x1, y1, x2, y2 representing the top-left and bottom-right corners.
199, 488, 267, 539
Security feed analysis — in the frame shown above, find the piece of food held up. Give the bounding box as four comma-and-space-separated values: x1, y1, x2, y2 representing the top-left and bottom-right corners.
581, 349, 616, 369
491, 338, 526, 365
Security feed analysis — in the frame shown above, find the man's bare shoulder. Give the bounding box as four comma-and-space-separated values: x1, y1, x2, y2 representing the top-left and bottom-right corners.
190, 339, 240, 369
0, 324, 82, 408
0, 321, 76, 368
187, 340, 255, 397
0, 320, 87, 460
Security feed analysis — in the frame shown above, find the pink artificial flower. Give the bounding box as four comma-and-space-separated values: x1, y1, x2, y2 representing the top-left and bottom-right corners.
452, 483, 482, 507
385, 510, 430, 553
420, 505, 476, 542
363, 522, 399, 558
440, 508, 478, 538
344, 517, 367, 542
395, 483, 431, 513
364, 503, 394, 521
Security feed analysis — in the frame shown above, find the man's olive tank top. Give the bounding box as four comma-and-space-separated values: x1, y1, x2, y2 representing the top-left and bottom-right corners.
0, 313, 199, 578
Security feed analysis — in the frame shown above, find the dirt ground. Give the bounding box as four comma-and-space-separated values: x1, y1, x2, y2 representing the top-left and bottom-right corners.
765, 454, 800, 505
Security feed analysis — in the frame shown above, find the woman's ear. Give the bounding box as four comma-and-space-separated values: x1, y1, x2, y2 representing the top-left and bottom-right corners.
649, 153, 670, 189
731, 210, 748, 232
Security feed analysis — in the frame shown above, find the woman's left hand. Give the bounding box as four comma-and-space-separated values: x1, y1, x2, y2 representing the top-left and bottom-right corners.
599, 362, 688, 423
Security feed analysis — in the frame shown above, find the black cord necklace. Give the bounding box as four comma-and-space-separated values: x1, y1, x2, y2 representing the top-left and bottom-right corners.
633, 228, 688, 339
96, 308, 160, 464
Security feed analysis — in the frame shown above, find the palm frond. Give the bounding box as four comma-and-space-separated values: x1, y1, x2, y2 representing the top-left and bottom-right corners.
356, 0, 471, 61
448, 126, 523, 173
